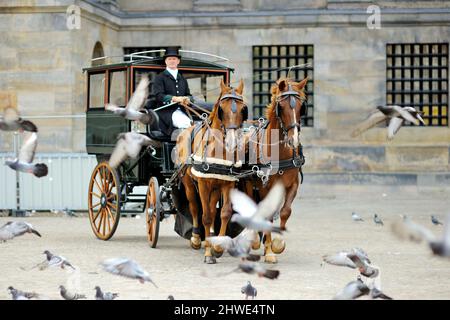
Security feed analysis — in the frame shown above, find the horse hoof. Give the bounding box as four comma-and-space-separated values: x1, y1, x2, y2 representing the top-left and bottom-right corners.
204, 256, 216, 264
190, 235, 201, 250
264, 254, 278, 264
251, 239, 261, 250
271, 238, 286, 254
211, 245, 224, 258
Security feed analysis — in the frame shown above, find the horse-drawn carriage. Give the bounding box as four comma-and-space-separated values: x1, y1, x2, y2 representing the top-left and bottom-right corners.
83, 49, 307, 264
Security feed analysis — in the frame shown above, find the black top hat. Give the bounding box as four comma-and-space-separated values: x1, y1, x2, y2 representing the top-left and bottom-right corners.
163, 47, 181, 59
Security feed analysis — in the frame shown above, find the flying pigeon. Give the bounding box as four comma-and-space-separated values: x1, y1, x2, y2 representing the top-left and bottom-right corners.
0, 107, 37, 132
7, 286, 41, 300
391, 214, 450, 257
95, 286, 119, 300
105, 75, 158, 125
100, 258, 158, 287
207, 229, 261, 261
238, 261, 280, 280
59, 285, 86, 300
321, 248, 370, 269
352, 212, 364, 222
373, 214, 384, 226
333, 277, 370, 300
5, 132, 48, 177
0, 221, 41, 242
230, 183, 285, 233
347, 252, 380, 279
241, 281, 257, 300
109, 132, 159, 169
431, 215, 443, 226
351, 105, 425, 140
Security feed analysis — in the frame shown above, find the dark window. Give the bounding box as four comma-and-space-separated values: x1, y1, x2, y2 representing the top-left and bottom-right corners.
252, 45, 314, 126
386, 43, 449, 126
123, 46, 181, 62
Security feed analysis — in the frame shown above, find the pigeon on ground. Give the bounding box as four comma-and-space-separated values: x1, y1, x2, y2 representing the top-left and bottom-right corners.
105, 75, 158, 125
230, 183, 285, 233
63, 208, 78, 218
95, 286, 119, 300
391, 214, 450, 257
167, 295, 175, 300
100, 258, 158, 287
321, 248, 370, 269
347, 252, 379, 279
35, 250, 76, 270
431, 215, 443, 226
7, 286, 40, 300
5, 132, 48, 177
237, 261, 280, 280
241, 281, 257, 300
0, 221, 41, 242
207, 229, 261, 261
352, 212, 364, 222
373, 214, 384, 226
333, 277, 370, 300
109, 132, 160, 169
0, 107, 37, 132
59, 285, 86, 300
351, 105, 425, 140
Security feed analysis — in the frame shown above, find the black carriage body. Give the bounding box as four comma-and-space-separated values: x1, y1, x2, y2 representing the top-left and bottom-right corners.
84, 56, 232, 184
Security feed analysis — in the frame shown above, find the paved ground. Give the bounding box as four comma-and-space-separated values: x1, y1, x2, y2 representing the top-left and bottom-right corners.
1, 184, 450, 300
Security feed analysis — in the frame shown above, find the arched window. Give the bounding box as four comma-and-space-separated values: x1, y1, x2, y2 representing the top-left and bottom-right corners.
92, 41, 105, 66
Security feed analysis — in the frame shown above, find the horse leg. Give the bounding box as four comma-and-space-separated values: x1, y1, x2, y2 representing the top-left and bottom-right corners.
212, 183, 233, 256
209, 188, 224, 257
263, 231, 277, 264
183, 174, 201, 250
244, 180, 262, 250
198, 181, 216, 264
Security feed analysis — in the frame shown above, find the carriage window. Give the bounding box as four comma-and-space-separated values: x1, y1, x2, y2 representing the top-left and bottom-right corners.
89, 72, 105, 109
386, 43, 448, 126
252, 45, 314, 126
184, 73, 227, 102
109, 69, 127, 106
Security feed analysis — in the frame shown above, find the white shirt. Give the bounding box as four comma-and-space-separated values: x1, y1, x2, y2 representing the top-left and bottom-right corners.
166, 67, 178, 80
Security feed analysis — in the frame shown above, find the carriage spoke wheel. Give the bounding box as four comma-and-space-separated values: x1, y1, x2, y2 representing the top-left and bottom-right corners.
146, 177, 161, 248
88, 161, 121, 240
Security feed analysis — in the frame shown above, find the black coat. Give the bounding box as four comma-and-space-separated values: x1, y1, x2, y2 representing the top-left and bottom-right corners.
150, 70, 192, 136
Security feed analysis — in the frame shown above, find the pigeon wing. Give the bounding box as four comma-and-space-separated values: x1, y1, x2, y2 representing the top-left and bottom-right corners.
18, 132, 38, 163
109, 137, 129, 168
105, 103, 120, 112
127, 76, 149, 111
3, 107, 20, 123
392, 105, 420, 125
230, 189, 258, 218
441, 214, 450, 247
322, 252, 356, 268
254, 183, 285, 220
387, 117, 404, 140
207, 236, 233, 251
351, 110, 387, 137
391, 218, 436, 244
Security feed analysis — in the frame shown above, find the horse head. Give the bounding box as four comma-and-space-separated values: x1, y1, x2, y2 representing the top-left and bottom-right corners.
269, 77, 308, 149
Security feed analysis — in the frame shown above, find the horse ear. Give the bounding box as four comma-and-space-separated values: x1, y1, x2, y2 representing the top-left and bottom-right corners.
220, 78, 227, 92
294, 77, 308, 91
278, 79, 288, 92
235, 79, 244, 95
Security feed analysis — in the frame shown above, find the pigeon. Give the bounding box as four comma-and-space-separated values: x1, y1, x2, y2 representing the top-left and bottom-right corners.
230, 183, 285, 233
370, 287, 393, 300
59, 285, 86, 300
95, 286, 119, 300
237, 261, 280, 280
35, 250, 76, 270
0, 221, 41, 242
0, 107, 37, 132
322, 248, 371, 269
373, 214, 384, 226
167, 295, 175, 300
7, 286, 40, 300
207, 229, 261, 261
241, 281, 257, 300
431, 215, 443, 226
333, 277, 370, 300
351, 105, 425, 140
109, 132, 159, 169
347, 252, 379, 278
391, 214, 450, 257
4, 132, 48, 177
105, 75, 158, 125
352, 212, 364, 222
63, 208, 78, 218
100, 258, 158, 287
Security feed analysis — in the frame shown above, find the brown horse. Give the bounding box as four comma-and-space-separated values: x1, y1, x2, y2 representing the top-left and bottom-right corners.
175, 79, 247, 264
245, 77, 308, 264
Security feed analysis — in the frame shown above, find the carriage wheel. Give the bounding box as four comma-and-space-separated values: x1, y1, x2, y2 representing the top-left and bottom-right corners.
88, 161, 121, 240
145, 177, 161, 248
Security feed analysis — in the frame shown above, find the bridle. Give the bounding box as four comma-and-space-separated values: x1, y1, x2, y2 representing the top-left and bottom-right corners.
275, 84, 305, 142
217, 89, 248, 131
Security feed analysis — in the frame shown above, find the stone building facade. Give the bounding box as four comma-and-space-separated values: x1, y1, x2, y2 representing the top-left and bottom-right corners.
1, 0, 449, 184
